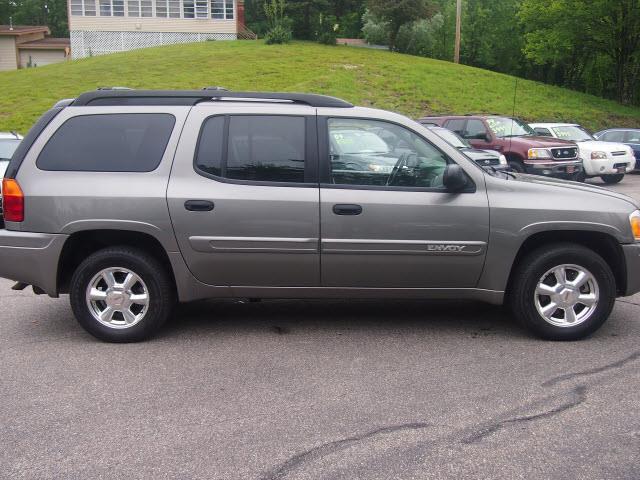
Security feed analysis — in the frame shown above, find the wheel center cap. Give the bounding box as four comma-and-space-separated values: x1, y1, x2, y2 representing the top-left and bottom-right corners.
557, 287, 578, 307
107, 290, 127, 308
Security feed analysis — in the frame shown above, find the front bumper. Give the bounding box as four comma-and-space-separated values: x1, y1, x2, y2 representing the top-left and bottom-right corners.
524, 160, 582, 179
584, 156, 634, 176
622, 243, 640, 297
0, 229, 67, 296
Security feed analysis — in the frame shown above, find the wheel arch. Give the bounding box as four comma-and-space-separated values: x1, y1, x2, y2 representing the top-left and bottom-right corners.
505, 230, 626, 298
57, 229, 177, 295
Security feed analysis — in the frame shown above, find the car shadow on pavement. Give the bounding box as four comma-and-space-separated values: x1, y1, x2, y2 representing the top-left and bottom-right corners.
156, 298, 527, 340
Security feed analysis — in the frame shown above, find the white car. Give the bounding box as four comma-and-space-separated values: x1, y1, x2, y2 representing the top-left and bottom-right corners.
0, 132, 23, 226
529, 123, 634, 184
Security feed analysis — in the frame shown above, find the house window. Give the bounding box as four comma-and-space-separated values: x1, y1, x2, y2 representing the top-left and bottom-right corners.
196, 0, 209, 18
183, 0, 195, 18
127, 0, 152, 16
156, 0, 181, 17
99, 0, 124, 16
71, 0, 97, 15
212, 0, 234, 19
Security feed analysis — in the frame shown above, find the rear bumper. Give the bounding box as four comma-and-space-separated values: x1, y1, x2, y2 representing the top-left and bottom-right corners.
622, 243, 640, 297
0, 229, 67, 296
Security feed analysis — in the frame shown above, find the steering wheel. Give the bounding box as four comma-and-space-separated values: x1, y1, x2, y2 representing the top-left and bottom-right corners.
387, 152, 416, 186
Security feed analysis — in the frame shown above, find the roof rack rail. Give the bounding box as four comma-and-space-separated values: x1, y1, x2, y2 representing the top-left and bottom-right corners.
71, 89, 354, 108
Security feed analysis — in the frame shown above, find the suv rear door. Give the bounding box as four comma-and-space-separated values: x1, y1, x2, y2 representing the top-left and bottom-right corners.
318, 114, 490, 289
167, 103, 320, 287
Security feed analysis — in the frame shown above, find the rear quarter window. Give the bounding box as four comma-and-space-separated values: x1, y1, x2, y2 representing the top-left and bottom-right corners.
37, 113, 176, 172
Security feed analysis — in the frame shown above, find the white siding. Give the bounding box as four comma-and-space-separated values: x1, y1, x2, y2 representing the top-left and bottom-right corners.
70, 15, 236, 33
19, 49, 68, 68
0, 37, 18, 71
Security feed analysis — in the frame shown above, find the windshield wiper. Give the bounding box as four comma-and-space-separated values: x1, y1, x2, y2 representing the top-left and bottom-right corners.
491, 166, 517, 179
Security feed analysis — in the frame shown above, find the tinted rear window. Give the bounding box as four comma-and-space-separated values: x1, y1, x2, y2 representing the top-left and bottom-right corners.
195, 115, 307, 184
37, 114, 175, 172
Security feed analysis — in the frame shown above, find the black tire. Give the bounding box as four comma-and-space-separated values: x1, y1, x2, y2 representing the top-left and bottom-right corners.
70, 247, 175, 343
508, 160, 525, 173
573, 171, 587, 182
601, 174, 624, 184
509, 243, 616, 341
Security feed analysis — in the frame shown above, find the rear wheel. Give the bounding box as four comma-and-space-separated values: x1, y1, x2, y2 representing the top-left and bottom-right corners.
509, 244, 616, 340
601, 174, 624, 184
70, 247, 175, 343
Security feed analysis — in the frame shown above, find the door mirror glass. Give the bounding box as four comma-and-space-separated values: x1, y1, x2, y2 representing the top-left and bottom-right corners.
443, 164, 468, 192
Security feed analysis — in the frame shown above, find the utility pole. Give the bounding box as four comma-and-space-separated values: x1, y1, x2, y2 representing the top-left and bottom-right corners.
454, 0, 462, 63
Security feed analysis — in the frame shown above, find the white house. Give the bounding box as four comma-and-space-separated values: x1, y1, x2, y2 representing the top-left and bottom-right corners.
68, 0, 251, 58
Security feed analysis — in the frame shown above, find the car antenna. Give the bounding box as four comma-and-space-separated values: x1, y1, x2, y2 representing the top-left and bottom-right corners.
509, 76, 518, 158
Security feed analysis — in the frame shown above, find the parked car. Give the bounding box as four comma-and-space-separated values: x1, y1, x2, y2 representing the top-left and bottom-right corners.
1, 89, 640, 343
530, 123, 634, 184
593, 129, 640, 171
426, 125, 509, 172
418, 115, 583, 180
0, 132, 22, 227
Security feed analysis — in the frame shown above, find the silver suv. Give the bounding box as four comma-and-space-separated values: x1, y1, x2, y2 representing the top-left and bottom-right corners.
1, 89, 640, 342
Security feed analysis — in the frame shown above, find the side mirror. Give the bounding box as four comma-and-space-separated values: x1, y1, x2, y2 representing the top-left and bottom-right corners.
443, 164, 468, 192
484, 133, 492, 142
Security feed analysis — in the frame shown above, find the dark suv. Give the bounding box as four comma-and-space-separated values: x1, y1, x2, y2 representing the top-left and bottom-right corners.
419, 115, 582, 180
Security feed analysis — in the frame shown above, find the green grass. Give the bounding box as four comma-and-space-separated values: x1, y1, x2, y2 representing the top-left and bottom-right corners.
1, 40, 639, 133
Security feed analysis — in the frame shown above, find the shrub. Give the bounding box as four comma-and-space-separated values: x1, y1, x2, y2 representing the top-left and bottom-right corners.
362, 9, 390, 46
263, 0, 292, 45
264, 23, 293, 44
317, 13, 338, 46
395, 14, 444, 57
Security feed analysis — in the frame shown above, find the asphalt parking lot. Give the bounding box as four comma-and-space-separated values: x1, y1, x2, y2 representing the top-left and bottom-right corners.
2, 175, 640, 480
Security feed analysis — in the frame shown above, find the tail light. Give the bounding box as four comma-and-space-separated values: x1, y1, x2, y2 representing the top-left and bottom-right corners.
2, 178, 24, 222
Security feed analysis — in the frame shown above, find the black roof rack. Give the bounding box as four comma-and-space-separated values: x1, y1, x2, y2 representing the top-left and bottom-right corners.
71, 89, 354, 108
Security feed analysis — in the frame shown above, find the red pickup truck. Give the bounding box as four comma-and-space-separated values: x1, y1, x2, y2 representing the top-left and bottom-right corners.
418, 115, 583, 180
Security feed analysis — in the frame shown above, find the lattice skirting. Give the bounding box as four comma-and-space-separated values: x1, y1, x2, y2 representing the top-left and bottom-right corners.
70, 31, 237, 58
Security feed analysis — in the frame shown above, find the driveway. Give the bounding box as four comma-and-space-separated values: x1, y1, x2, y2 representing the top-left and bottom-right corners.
1, 174, 639, 479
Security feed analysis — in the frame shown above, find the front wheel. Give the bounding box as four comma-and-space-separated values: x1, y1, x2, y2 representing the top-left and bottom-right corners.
508, 160, 525, 173
509, 244, 616, 340
70, 247, 175, 342
601, 174, 624, 184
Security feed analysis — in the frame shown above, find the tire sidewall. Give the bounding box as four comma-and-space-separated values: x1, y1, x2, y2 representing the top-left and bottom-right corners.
514, 247, 616, 340
70, 248, 173, 342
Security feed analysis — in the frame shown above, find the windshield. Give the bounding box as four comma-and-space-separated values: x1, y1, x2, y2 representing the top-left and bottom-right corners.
331, 130, 390, 155
433, 128, 470, 149
551, 125, 593, 142
0, 139, 20, 160
485, 117, 535, 138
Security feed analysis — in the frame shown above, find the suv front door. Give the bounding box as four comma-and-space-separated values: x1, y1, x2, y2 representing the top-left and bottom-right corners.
167, 104, 320, 287
319, 116, 490, 289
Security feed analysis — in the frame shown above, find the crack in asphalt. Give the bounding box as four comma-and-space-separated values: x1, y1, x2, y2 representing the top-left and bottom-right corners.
259, 422, 431, 480
461, 385, 587, 444
542, 350, 640, 387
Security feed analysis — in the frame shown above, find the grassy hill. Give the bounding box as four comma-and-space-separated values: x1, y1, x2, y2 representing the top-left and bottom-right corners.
1, 41, 639, 133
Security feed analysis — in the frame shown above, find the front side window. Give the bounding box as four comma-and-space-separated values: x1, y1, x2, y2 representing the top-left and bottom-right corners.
445, 119, 466, 134
195, 115, 307, 184
328, 118, 449, 189
625, 131, 640, 143
463, 119, 489, 140
601, 131, 625, 142
37, 114, 175, 172
433, 128, 469, 149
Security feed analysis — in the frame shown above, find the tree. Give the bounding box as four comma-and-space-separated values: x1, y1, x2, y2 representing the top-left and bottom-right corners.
520, 0, 640, 105
0, 0, 69, 37
366, 0, 436, 49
